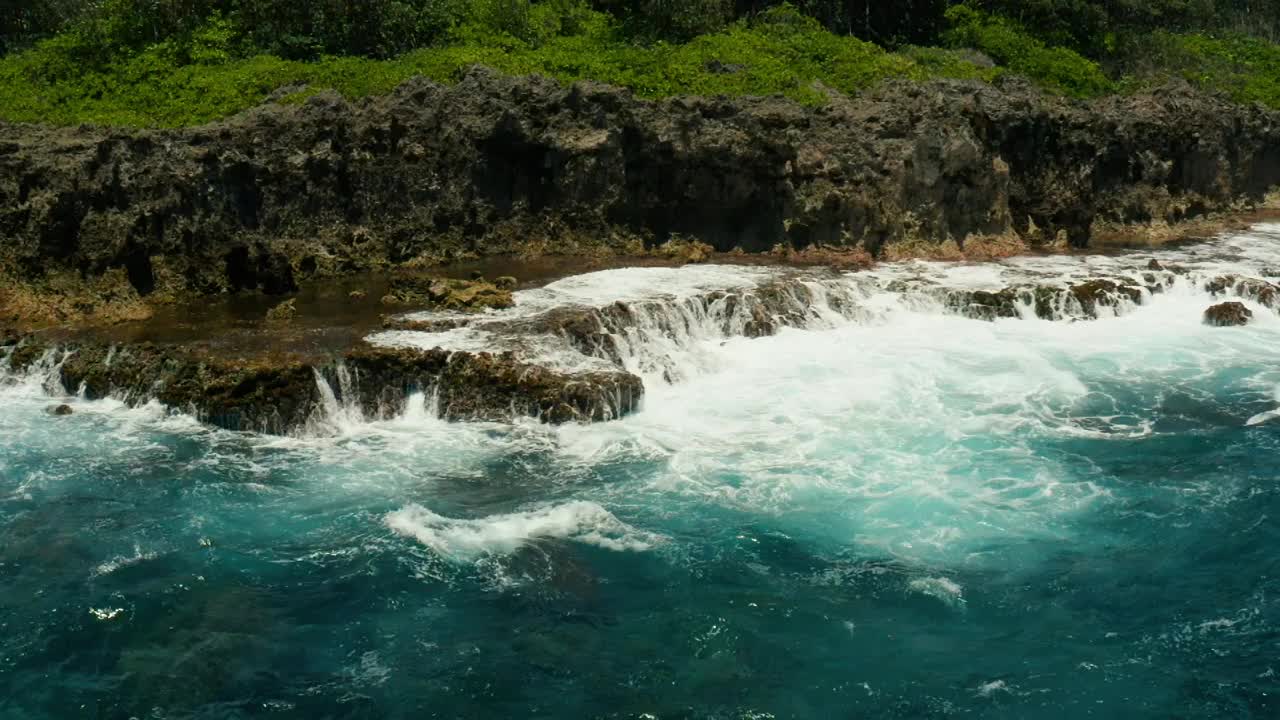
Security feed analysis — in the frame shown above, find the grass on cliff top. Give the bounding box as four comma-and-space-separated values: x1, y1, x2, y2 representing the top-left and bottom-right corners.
0, 3, 1275, 128
0, 6, 1010, 128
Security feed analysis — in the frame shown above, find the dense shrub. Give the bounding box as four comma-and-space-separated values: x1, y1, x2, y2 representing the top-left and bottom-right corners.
2, 0, 1280, 128
8, 1, 1280, 58
0, 4, 999, 126
0, 0, 92, 52
1121, 31, 1280, 107
1, 0, 473, 62
596, 0, 735, 42
943, 5, 1114, 97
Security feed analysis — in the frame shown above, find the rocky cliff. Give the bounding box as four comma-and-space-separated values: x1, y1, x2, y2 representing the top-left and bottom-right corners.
2, 69, 1279, 330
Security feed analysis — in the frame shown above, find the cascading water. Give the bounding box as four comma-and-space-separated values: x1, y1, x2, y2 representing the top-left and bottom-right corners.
4, 225, 1280, 718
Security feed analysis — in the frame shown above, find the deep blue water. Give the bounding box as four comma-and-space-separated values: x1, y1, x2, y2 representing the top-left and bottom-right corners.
4, 236, 1280, 719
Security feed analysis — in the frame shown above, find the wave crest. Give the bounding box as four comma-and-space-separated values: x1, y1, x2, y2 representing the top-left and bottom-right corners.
385, 501, 662, 559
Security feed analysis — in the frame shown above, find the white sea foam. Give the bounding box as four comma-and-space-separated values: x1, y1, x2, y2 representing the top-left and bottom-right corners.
7, 224, 1280, 575
974, 679, 1011, 697
909, 577, 967, 606
366, 224, 1280, 390
92, 545, 159, 577
89, 607, 125, 621
518, 265, 776, 309
385, 501, 664, 559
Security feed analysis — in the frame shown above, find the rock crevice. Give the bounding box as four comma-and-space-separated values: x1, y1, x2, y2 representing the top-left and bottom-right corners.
3, 72, 1279, 329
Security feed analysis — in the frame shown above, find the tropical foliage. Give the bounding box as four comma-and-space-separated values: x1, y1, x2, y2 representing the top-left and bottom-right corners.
0, 1, 1277, 128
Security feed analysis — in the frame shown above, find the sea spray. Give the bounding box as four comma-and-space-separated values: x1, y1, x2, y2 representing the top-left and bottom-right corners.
5, 227, 1280, 716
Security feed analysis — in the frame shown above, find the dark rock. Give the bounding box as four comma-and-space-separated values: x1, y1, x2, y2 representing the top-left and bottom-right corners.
494, 276, 518, 290
48, 404, 73, 416
7, 340, 642, 434
1068, 280, 1144, 315
1147, 259, 1164, 271
1203, 301, 1253, 327
4, 71, 1279, 324
381, 316, 473, 332
951, 288, 1021, 320
348, 290, 367, 300
1204, 276, 1280, 307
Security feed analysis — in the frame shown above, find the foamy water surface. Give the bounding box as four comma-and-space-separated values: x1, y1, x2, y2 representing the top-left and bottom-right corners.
4, 226, 1280, 717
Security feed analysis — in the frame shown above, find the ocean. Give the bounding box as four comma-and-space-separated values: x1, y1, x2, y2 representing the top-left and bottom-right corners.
4, 227, 1280, 718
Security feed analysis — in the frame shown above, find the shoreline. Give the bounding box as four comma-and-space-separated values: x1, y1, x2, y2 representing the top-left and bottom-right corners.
6, 220, 1280, 435
6, 204, 1280, 339
4, 73, 1280, 336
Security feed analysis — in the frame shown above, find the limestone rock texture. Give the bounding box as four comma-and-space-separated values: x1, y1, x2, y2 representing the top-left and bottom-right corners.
3, 70, 1278, 330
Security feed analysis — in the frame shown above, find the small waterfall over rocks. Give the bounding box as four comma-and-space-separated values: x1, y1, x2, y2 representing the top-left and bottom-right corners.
9, 224, 1280, 436
375, 248, 1280, 393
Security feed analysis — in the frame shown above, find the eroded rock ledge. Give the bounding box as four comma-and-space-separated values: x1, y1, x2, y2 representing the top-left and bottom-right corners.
2, 341, 641, 433
3, 69, 1280, 330
5, 259, 1277, 433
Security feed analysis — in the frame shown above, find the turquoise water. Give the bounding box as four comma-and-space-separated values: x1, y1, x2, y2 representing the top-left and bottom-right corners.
4, 231, 1280, 719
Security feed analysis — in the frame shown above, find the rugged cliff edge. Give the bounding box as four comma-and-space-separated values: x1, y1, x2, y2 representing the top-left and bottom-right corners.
7, 252, 1280, 435
3, 69, 1280, 331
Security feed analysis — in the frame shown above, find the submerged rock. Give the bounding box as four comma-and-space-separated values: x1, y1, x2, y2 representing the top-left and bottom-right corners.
654, 237, 713, 264
48, 404, 73, 416
265, 298, 297, 323
383, 275, 514, 311
1203, 302, 1253, 327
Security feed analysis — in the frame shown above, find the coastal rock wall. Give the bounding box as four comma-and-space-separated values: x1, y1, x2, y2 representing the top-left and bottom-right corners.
1, 342, 642, 433
2, 69, 1279, 328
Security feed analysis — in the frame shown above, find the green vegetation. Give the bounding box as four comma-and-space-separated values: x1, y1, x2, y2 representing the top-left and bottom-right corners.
1, 1, 1279, 128
1124, 31, 1280, 108
943, 6, 1112, 97
0, 4, 1000, 127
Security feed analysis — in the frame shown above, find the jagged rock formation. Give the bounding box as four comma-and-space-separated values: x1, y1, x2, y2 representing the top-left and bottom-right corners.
7, 256, 1280, 433
2, 70, 1279, 330
2, 341, 642, 433
378, 266, 1280, 387
1203, 301, 1253, 326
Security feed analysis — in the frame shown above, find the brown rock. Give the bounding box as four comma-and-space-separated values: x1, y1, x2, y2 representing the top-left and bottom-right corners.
265, 298, 297, 323
1203, 301, 1252, 327
385, 275, 513, 311
8, 339, 643, 434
